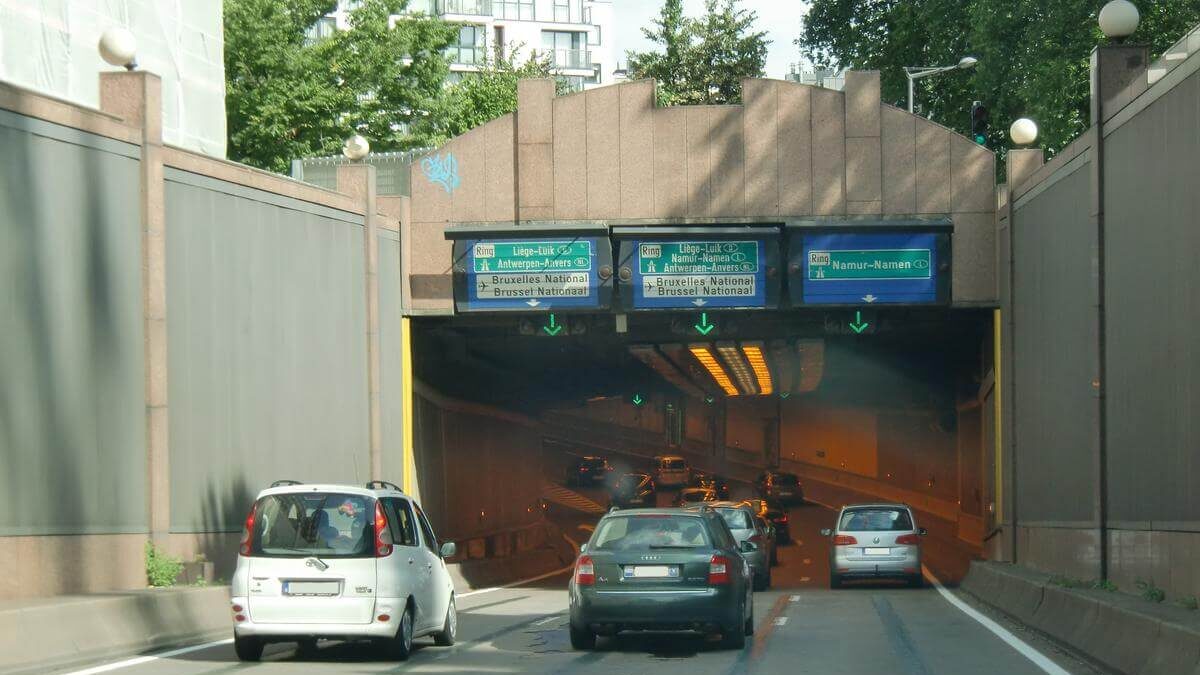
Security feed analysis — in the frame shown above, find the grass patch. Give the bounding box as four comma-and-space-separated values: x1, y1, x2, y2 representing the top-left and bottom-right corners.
1136, 579, 1166, 603
145, 541, 183, 588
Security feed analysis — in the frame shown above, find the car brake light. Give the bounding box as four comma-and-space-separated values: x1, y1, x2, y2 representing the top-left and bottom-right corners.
575, 555, 595, 585
708, 555, 731, 585
374, 501, 393, 557
239, 502, 257, 556
895, 534, 920, 545
748, 534, 763, 544
833, 535, 858, 546
776, 514, 788, 524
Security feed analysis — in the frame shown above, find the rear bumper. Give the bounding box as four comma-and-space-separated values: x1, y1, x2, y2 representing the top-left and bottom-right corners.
571, 587, 741, 631
233, 596, 397, 641
765, 490, 804, 504
832, 549, 921, 578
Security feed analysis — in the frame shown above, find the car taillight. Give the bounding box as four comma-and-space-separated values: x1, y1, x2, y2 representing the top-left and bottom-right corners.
895, 534, 920, 545
776, 514, 788, 524
708, 555, 731, 585
575, 555, 595, 586
374, 501, 393, 557
749, 534, 763, 544
239, 502, 257, 556
833, 535, 858, 546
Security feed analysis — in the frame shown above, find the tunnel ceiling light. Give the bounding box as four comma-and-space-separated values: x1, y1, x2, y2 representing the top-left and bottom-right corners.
716, 342, 758, 396
688, 344, 740, 397
741, 342, 774, 396
628, 345, 706, 398
661, 343, 722, 398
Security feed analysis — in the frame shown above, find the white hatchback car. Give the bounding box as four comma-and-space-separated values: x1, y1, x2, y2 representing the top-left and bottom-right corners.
654, 455, 691, 488
231, 481, 457, 661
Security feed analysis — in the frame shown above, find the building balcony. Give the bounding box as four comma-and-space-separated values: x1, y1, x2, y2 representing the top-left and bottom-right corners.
437, 0, 491, 16
535, 48, 592, 70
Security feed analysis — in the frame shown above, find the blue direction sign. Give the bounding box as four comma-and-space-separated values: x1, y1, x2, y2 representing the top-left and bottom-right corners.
627, 240, 768, 309
797, 232, 946, 305
461, 238, 604, 311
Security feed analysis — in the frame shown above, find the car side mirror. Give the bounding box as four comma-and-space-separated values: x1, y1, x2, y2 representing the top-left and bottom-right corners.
440, 542, 457, 558
919, 528, 928, 536
820, 528, 833, 537
579, 543, 588, 553
740, 540, 758, 553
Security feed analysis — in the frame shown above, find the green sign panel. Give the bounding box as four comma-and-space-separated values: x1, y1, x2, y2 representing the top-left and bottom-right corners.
807, 249, 931, 281
472, 241, 593, 274
638, 241, 759, 275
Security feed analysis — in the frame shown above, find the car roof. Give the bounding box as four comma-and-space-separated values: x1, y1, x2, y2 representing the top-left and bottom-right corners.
580, 455, 607, 461
697, 501, 748, 509
255, 483, 407, 500
657, 455, 686, 461
603, 507, 708, 517
840, 503, 911, 511
621, 471, 650, 477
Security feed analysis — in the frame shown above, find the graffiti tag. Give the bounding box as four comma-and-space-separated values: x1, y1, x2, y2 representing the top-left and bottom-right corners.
421, 152, 461, 195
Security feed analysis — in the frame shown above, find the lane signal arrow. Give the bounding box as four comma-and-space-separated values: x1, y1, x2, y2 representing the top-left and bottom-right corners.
849, 310, 869, 334
694, 312, 715, 336
692, 298, 708, 307
632, 394, 644, 406
863, 294, 878, 303
543, 313, 563, 336
526, 299, 541, 307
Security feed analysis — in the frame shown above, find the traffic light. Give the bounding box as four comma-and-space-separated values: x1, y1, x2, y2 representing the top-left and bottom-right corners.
970, 101, 989, 145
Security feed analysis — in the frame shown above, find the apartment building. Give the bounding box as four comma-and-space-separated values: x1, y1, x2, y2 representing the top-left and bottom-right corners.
320, 0, 616, 91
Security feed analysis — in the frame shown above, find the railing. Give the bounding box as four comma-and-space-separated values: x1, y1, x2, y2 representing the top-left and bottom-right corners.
1148, 23, 1200, 85
437, 0, 491, 16
536, 48, 592, 70
444, 45, 486, 66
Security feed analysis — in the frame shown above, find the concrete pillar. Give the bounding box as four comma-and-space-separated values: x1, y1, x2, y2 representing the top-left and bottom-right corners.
515, 79, 556, 221
338, 164, 383, 481
843, 70, 882, 215
100, 71, 169, 543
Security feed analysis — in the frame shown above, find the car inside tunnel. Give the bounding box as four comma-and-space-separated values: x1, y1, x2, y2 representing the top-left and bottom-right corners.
409, 306, 995, 584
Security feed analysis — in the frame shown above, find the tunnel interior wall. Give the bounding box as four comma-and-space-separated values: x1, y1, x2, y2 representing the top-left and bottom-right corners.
1005, 51, 1200, 599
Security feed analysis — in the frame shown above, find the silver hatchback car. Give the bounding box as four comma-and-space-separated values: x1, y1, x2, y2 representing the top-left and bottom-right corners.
821, 503, 926, 588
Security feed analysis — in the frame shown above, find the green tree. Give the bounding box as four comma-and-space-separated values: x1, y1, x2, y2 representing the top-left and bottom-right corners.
797, 0, 1200, 168
628, 0, 770, 105
438, 46, 574, 140
223, 0, 456, 173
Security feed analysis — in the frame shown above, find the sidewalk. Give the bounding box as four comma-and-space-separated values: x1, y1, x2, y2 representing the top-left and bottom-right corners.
962, 561, 1200, 675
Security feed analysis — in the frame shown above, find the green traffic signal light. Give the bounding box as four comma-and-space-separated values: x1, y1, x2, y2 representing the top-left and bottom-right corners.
974, 133, 987, 145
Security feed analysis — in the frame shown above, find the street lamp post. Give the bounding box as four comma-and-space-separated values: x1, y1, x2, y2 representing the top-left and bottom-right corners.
905, 56, 978, 114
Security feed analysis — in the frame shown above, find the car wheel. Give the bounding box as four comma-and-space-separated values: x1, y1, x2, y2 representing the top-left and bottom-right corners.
569, 621, 596, 650
433, 595, 457, 646
744, 598, 755, 636
753, 570, 767, 592
770, 547, 779, 566
387, 604, 415, 660
234, 634, 264, 662
296, 638, 318, 656
722, 610, 747, 649
909, 574, 924, 589
830, 574, 842, 589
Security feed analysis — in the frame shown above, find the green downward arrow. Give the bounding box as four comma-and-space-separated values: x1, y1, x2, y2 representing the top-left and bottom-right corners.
694, 312, 715, 336
780, 392, 791, 399
849, 310, 869, 334
543, 313, 563, 336
632, 394, 644, 406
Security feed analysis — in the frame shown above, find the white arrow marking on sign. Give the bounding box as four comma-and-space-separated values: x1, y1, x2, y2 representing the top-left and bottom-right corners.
526, 299, 541, 307
692, 298, 708, 307
863, 294, 878, 303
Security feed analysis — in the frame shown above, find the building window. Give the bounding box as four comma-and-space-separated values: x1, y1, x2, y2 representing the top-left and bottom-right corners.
588, 25, 601, 46
404, 0, 435, 13
541, 31, 587, 68
583, 64, 601, 85
446, 24, 484, 65
553, 0, 582, 23
493, 0, 533, 20
304, 16, 337, 45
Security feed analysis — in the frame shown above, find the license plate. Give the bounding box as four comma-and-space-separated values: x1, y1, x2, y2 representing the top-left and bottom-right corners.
778, 491, 792, 496
283, 580, 340, 596
863, 547, 891, 556
624, 565, 678, 579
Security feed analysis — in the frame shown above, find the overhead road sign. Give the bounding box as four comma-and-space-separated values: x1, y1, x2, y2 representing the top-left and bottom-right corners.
612, 226, 782, 311
446, 223, 613, 313
786, 218, 951, 306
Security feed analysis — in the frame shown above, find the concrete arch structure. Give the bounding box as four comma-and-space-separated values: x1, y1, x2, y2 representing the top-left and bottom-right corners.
404, 72, 997, 313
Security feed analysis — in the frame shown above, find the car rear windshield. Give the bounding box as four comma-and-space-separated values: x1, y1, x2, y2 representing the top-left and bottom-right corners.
680, 490, 711, 502
250, 492, 376, 558
662, 459, 686, 469
839, 508, 913, 532
591, 515, 711, 550
717, 508, 752, 530
774, 474, 799, 486
582, 458, 607, 468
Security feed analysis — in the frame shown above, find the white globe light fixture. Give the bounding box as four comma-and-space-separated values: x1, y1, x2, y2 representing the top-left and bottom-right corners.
957, 56, 979, 70
1010, 118, 1039, 146
98, 27, 138, 70
1099, 0, 1140, 41
342, 134, 370, 161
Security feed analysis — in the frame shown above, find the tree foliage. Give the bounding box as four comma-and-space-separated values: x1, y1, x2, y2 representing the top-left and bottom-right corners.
224, 0, 456, 172
439, 47, 574, 140
798, 0, 1200, 169
627, 0, 770, 105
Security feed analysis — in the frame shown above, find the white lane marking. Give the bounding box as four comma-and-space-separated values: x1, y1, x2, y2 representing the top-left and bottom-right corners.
800, 577, 811, 582
579, 524, 595, 532
773, 617, 789, 626
458, 533, 580, 600
535, 615, 561, 626
803, 558, 812, 565
61, 639, 233, 675
789, 594, 802, 602
924, 566, 1071, 675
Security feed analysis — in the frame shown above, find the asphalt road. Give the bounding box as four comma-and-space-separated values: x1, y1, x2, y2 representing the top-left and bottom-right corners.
61, 488, 1101, 675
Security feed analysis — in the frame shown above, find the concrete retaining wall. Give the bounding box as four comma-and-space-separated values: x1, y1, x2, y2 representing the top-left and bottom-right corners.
962, 561, 1200, 675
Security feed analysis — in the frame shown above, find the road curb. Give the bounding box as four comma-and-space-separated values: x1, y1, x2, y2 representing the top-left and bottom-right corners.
961, 561, 1200, 675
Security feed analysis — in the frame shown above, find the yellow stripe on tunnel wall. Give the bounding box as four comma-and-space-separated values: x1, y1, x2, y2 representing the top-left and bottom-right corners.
402, 316, 415, 495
